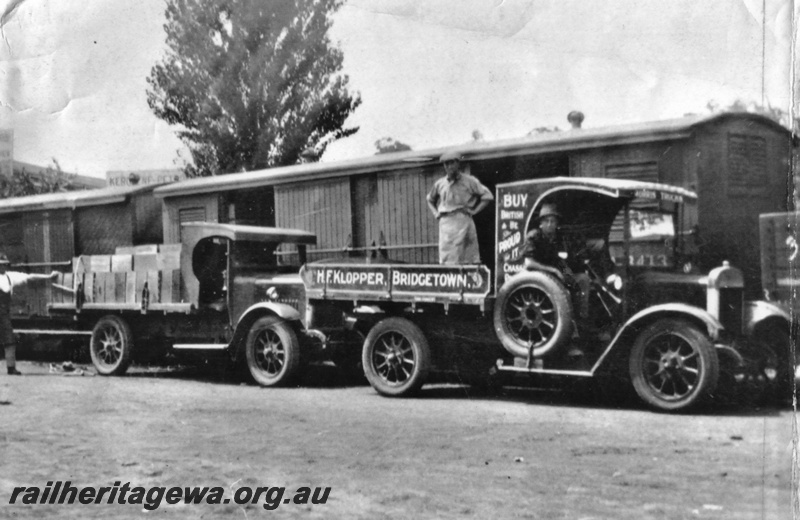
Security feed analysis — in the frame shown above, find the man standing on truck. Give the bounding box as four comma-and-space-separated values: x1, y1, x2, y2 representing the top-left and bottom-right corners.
0, 254, 58, 375
427, 152, 494, 264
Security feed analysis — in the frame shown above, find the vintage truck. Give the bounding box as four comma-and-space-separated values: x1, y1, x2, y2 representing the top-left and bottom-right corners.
14, 178, 792, 412
758, 211, 798, 380
17, 222, 318, 380
286, 177, 791, 411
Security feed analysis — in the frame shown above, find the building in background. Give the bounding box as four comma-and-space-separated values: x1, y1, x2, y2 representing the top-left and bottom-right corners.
106, 169, 184, 187
12, 160, 105, 190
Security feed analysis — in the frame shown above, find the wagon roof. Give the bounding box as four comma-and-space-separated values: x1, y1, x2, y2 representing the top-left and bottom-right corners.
497, 177, 698, 200
0, 184, 159, 215
180, 222, 317, 244
153, 112, 789, 199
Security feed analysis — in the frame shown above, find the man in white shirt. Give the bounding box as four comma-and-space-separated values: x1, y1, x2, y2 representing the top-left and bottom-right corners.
426, 152, 494, 264
0, 254, 58, 375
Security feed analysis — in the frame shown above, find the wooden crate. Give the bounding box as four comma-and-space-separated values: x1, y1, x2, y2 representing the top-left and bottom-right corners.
133, 253, 158, 272
89, 255, 111, 272
125, 272, 137, 304
111, 254, 133, 272
160, 270, 181, 304
116, 244, 159, 255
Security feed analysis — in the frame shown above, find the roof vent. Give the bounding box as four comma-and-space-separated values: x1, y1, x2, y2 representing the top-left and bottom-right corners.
567, 111, 584, 129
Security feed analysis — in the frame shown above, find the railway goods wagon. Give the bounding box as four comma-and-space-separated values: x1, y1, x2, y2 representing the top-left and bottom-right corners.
155, 112, 795, 298
0, 185, 163, 326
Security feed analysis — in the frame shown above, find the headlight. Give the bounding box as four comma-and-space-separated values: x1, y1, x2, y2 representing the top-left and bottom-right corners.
606, 274, 623, 291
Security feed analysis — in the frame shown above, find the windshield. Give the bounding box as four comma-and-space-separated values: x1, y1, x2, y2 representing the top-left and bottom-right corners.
610, 208, 677, 269
231, 241, 304, 271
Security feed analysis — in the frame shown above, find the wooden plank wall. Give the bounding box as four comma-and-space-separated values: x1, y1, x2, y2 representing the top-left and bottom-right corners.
133, 191, 164, 244
14, 210, 74, 317
361, 168, 440, 264
76, 203, 134, 255
694, 120, 792, 296
275, 178, 352, 261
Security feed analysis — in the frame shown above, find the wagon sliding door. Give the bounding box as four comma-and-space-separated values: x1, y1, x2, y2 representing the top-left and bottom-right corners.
274, 178, 352, 262
354, 168, 439, 264
17, 210, 74, 316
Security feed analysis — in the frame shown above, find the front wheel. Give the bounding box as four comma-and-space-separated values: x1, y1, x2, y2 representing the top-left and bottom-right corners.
245, 316, 301, 387
629, 318, 719, 412
362, 317, 431, 397
90, 315, 134, 376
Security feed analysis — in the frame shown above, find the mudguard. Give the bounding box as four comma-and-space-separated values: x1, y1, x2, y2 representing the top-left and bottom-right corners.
236, 302, 301, 326
585, 304, 726, 374
743, 300, 791, 335
612, 303, 724, 345
229, 302, 302, 359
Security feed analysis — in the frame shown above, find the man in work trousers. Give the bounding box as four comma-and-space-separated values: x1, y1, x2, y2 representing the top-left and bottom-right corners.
426, 151, 494, 264
0, 254, 58, 375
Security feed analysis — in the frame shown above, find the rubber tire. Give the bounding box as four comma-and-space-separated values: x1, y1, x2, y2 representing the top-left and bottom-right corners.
362, 317, 431, 397
493, 271, 573, 358
629, 318, 719, 412
245, 316, 301, 387
90, 315, 134, 376
754, 327, 793, 405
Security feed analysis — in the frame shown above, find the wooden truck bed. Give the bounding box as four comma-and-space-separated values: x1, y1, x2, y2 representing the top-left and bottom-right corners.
49, 244, 192, 314
300, 263, 492, 307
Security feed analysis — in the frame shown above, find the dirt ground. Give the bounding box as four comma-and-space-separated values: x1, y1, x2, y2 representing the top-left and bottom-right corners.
0, 360, 796, 520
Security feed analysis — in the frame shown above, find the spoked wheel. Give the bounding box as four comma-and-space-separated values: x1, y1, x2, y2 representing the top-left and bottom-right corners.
362, 318, 430, 397
90, 315, 134, 376
245, 316, 301, 387
494, 271, 573, 358
629, 318, 719, 412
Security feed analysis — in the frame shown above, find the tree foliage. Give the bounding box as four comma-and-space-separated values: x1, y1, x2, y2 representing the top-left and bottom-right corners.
374, 137, 412, 154
0, 160, 78, 198
706, 99, 798, 132
147, 0, 361, 177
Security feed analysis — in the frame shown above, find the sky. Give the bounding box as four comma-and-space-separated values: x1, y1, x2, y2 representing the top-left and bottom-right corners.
0, 0, 796, 179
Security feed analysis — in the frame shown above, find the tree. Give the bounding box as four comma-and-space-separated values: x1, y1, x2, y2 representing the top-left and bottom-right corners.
147, 0, 361, 177
374, 137, 412, 154
705, 99, 798, 132
0, 160, 78, 198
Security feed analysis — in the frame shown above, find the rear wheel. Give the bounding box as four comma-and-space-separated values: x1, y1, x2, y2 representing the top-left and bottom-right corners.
362, 317, 430, 397
245, 316, 301, 387
90, 315, 133, 376
629, 318, 719, 412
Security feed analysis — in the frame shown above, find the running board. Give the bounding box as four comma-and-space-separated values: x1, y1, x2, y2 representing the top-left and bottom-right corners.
14, 329, 92, 336
172, 344, 229, 350
496, 360, 594, 378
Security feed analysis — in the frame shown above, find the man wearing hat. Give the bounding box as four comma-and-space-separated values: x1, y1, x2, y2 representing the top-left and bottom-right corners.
522, 203, 570, 278
523, 203, 593, 357
426, 151, 494, 264
0, 254, 58, 375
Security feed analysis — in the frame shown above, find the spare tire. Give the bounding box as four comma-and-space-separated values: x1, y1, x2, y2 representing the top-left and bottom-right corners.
493, 271, 573, 358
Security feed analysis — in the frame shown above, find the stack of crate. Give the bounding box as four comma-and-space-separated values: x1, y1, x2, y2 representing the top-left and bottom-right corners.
68, 244, 182, 307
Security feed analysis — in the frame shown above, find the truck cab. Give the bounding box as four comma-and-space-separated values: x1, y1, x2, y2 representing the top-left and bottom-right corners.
492, 178, 789, 410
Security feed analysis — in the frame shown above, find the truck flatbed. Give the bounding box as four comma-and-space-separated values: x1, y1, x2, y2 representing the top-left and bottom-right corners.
301, 263, 492, 306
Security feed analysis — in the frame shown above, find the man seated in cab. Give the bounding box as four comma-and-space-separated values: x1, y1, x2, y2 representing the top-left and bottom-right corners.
522, 203, 595, 356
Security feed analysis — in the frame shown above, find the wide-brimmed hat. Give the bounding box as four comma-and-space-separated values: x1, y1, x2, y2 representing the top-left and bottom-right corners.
439, 151, 462, 163
0, 253, 9, 265
537, 203, 561, 220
